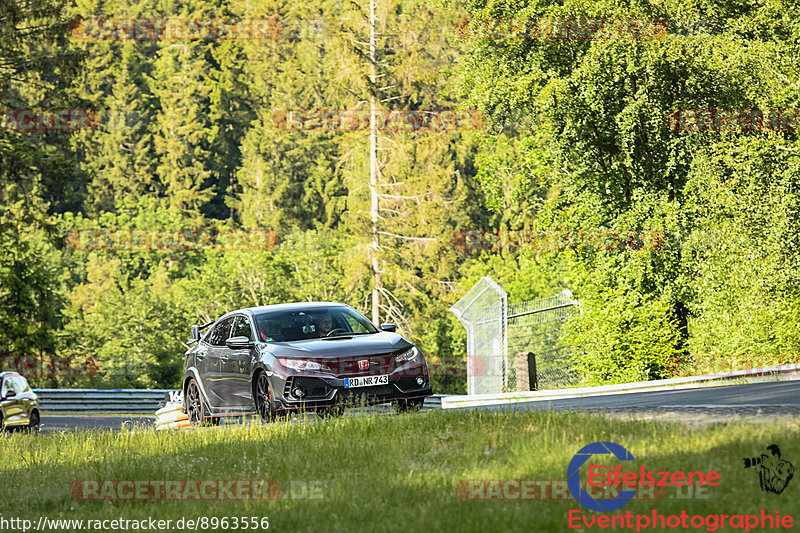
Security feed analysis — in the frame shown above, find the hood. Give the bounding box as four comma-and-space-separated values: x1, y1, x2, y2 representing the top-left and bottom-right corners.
262, 332, 413, 358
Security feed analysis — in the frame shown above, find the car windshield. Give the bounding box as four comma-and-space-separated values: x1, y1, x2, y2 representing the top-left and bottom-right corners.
253, 307, 378, 342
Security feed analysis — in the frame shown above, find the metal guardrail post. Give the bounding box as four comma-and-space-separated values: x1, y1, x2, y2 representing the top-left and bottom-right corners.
515, 352, 537, 391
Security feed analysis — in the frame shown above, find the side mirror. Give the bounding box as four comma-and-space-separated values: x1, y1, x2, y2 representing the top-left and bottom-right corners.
4, 390, 16, 399
380, 324, 397, 332
226, 336, 254, 349
188, 325, 201, 344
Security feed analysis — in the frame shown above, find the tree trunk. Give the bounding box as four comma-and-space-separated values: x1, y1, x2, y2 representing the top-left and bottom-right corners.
369, 0, 382, 325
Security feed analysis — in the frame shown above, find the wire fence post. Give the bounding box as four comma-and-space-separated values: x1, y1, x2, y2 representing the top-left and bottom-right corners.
450, 276, 507, 395
452, 280, 581, 394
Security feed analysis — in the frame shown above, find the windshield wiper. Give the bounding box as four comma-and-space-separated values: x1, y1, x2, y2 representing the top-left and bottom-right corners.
325, 332, 376, 338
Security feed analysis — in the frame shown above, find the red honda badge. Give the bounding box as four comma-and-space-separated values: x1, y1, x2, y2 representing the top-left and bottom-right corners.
358, 360, 369, 370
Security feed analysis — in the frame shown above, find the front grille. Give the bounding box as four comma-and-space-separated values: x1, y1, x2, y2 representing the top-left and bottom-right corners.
328, 354, 395, 377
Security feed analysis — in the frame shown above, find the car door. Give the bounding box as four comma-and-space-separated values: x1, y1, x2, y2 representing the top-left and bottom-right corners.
1, 377, 24, 425
200, 317, 234, 409
219, 315, 256, 409
12, 376, 34, 424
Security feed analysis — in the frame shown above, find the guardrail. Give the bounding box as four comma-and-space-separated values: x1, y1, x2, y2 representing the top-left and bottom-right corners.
34, 389, 447, 414
440, 363, 800, 409
424, 394, 444, 409
34, 389, 173, 414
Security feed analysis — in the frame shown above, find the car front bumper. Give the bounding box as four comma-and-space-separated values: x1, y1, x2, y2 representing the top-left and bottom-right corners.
275, 370, 432, 411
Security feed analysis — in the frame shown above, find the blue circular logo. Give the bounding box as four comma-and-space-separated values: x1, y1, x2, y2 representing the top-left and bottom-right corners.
567, 441, 637, 512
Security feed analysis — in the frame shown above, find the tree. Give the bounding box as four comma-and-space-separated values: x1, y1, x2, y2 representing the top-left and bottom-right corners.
0, 0, 85, 364
456, 0, 800, 382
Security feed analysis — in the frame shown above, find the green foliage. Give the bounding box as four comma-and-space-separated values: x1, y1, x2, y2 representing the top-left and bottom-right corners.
562, 287, 681, 385
0, 231, 62, 356
5, 0, 800, 390
682, 139, 800, 371
457, 0, 800, 383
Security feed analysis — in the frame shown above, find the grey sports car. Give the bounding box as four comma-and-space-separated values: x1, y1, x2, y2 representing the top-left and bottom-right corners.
182, 302, 432, 425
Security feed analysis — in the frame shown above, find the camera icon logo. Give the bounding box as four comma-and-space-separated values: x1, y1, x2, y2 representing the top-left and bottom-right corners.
743, 444, 794, 494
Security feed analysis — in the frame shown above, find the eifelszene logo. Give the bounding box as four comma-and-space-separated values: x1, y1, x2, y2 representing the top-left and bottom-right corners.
567, 441, 637, 512
743, 444, 794, 494
567, 441, 721, 512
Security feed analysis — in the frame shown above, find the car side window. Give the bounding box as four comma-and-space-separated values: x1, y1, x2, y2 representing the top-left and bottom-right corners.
231, 316, 253, 341
12, 376, 29, 393
0, 378, 10, 397
204, 323, 220, 345
207, 317, 234, 347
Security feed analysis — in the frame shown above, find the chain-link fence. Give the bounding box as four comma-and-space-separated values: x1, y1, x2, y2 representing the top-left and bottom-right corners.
507, 289, 580, 390
449, 277, 507, 395
451, 278, 580, 394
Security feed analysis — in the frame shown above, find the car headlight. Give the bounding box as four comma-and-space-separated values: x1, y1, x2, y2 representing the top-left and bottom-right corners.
395, 346, 419, 363
279, 358, 324, 371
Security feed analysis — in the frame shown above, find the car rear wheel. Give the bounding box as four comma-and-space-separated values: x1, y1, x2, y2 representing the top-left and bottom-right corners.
254, 373, 274, 424
186, 378, 206, 427
25, 410, 40, 433
394, 398, 424, 413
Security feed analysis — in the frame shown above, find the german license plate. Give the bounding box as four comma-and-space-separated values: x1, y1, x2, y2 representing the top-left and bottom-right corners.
344, 375, 389, 389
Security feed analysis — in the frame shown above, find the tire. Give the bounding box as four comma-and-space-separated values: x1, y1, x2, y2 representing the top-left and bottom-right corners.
26, 410, 40, 433
185, 378, 207, 427
394, 398, 424, 413
254, 372, 275, 424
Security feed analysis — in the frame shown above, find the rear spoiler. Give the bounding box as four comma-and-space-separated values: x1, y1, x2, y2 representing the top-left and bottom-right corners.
187, 320, 215, 345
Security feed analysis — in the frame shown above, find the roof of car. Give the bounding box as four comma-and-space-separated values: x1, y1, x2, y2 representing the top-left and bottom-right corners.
205, 303, 356, 326
243, 302, 352, 315
0, 371, 21, 377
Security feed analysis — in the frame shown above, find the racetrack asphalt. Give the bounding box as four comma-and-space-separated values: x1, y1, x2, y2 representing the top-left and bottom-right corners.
477, 380, 800, 419
31, 380, 800, 433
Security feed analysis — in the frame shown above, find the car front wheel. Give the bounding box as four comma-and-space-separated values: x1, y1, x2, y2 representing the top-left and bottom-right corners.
26, 410, 40, 433
254, 373, 275, 424
185, 378, 206, 427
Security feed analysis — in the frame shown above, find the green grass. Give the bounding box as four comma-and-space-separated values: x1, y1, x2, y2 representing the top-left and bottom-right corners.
3, 410, 800, 532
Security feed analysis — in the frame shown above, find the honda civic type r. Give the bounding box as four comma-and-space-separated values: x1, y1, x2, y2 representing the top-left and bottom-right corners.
182, 302, 432, 425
